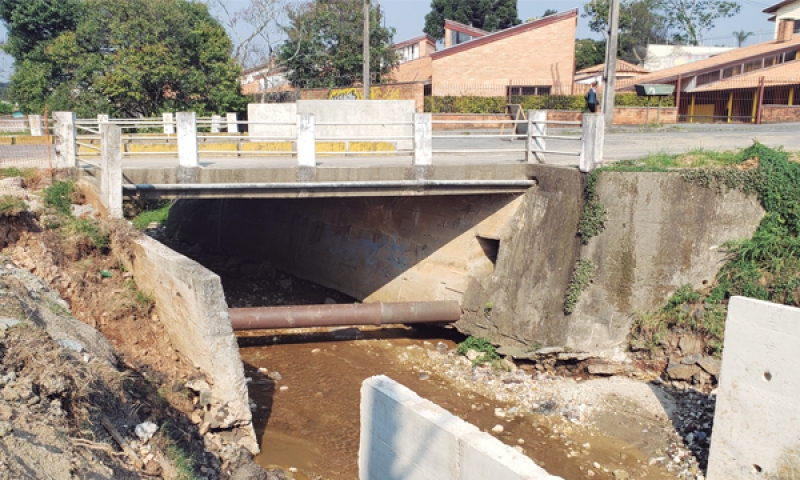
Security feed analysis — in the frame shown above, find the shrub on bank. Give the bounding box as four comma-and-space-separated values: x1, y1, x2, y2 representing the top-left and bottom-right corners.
424, 93, 674, 114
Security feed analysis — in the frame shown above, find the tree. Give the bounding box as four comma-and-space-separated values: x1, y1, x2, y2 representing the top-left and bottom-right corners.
732, 29, 753, 48
423, 0, 521, 41
583, 0, 671, 63
543, 9, 558, 17
0, 0, 80, 59
575, 38, 606, 70
1, 0, 246, 116
278, 0, 397, 89
660, 0, 740, 45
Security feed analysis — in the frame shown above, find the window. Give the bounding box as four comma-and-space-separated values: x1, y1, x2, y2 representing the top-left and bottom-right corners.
507, 86, 551, 96
695, 70, 721, 87
723, 65, 742, 78
764, 55, 778, 67
744, 59, 763, 73
795, 21, 800, 35
786, 50, 798, 62
451, 31, 476, 45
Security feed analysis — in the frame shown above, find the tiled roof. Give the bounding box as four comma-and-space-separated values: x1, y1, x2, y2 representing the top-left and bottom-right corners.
764, 0, 799, 14
619, 36, 800, 89
692, 59, 800, 91
431, 9, 578, 60
576, 60, 649, 75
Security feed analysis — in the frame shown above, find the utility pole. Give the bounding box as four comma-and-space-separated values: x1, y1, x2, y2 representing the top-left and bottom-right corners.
363, 0, 371, 100
601, 0, 620, 130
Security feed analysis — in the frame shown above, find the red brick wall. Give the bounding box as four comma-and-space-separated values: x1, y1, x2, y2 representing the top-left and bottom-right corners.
393, 56, 433, 83
431, 16, 576, 96
761, 105, 800, 123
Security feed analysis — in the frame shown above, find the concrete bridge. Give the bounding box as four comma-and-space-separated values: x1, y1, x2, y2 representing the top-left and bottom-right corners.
52, 101, 606, 215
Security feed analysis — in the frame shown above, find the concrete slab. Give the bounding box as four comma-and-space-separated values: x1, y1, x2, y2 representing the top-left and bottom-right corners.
359, 375, 562, 480
707, 297, 800, 479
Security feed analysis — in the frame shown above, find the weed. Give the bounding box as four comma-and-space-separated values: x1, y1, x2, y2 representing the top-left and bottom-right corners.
44, 180, 75, 215
159, 422, 199, 480
131, 203, 171, 230
456, 336, 502, 366
564, 259, 595, 314
0, 167, 37, 181
577, 172, 607, 244
64, 217, 109, 249
483, 302, 493, 320
0, 195, 27, 215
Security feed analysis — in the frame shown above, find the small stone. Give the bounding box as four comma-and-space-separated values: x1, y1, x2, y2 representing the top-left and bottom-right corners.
593, 462, 601, 469
666, 363, 702, 381
466, 350, 479, 361
288, 467, 298, 473
583, 443, 591, 449
494, 408, 506, 418
679, 336, 703, 356
491, 424, 504, 434
135, 422, 158, 443
514, 446, 524, 453
311, 348, 321, 354
418, 373, 430, 381
517, 438, 525, 445
257, 367, 268, 374
199, 422, 210, 436
612, 469, 630, 480
587, 363, 620, 376
436, 342, 448, 353
199, 390, 212, 408
279, 386, 289, 392
681, 354, 702, 365
0, 421, 12, 437
191, 412, 202, 424
587, 470, 595, 477
697, 356, 722, 377
270, 372, 283, 381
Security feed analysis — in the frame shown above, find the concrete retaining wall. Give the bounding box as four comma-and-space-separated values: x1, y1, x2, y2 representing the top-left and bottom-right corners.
707, 297, 800, 479
115, 235, 258, 454
248, 100, 415, 150
359, 375, 561, 480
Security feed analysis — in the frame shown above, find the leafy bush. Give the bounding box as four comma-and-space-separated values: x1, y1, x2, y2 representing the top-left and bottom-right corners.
0, 195, 28, 215
577, 172, 607, 244
424, 92, 675, 114
131, 203, 171, 230
564, 259, 595, 314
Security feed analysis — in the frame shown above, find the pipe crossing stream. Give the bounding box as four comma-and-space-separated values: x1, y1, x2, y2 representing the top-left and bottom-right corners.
229, 301, 462, 330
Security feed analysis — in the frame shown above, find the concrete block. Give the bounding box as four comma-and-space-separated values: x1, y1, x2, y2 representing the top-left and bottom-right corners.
528, 110, 546, 164
226, 112, 238, 133
119, 235, 257, 454
707, 297, 800, 480
163, 113, 175, 135
359, 375, 561, 480
29, 115, 43, 136
296, 113, 316, 168
53, 112, 77, 168
248, 103, 296, 141
413, 113, 432, 166
580, 113, 604, 172
176, 112, 199, 168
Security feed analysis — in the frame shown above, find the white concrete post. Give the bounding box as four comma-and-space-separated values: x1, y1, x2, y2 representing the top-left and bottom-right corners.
211, 115, 222, 134
53, 112, 77, 168
163, 113, 175, 135
101, 124, 123, 219
527, 110, 547, 164
580, 113, 605, 173
412, 112, 433, 166
226, 113, 238, 133
29, 115, 43, 136
97, 114, 109, 124
177, 112, 199, 168
296, 113, 316, 168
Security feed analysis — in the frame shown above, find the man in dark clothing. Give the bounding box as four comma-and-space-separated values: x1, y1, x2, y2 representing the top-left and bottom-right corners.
586, 82, 599, 113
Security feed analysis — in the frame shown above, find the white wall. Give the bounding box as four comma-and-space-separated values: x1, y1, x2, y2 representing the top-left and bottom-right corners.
359, 375, 562, 480
707, 296, 800, 479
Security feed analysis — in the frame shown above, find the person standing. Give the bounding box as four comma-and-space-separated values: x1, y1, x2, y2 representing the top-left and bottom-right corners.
586, 82, 599, 113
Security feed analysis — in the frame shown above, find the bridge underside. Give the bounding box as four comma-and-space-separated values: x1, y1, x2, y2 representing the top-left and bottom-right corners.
114, 164, 540, 199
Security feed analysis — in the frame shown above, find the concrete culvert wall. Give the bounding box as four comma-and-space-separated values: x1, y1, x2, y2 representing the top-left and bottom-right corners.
165, 166, 765, 358
113, 234, 258, 454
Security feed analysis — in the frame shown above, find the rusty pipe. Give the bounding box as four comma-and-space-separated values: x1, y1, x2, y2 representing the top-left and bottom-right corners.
228, 301, 462, 331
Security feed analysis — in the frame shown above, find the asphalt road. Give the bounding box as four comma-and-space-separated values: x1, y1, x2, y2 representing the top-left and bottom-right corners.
2, 122, 799, 170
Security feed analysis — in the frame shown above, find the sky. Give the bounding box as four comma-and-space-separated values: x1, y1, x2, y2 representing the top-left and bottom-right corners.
0, 0, 783, 82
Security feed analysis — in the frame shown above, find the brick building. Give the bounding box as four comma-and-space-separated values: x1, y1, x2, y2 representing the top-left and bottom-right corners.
392, 9, 578, 96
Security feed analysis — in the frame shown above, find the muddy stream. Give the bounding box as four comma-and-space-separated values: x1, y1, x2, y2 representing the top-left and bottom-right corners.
180, 250, 678, 480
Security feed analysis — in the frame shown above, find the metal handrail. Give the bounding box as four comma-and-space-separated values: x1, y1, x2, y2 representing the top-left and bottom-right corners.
432, 120, 525, 124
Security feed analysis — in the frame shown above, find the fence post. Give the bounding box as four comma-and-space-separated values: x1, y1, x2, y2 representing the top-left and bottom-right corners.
412, 112, 433, 167
163, 113, 175, 135
53, 112, 77, 169
580, 113, 605, 173
527, 110, 547, 164
101, 124, 123, 219
97, 114, 109, 124
296, 113, 316, 181
226, 113, 238, 133
176, 112, 200, 183
29, 115, 43, 136
211, 115, 222, 134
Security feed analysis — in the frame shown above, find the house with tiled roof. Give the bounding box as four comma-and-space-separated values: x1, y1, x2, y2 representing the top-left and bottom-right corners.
618, 14, 800, 123
764, 0, 800, 38
392, 10, 577, 96
574, 60, 649, 85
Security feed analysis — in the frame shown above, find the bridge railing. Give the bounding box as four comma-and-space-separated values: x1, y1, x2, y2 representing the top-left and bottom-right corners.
53, 109, 604, 173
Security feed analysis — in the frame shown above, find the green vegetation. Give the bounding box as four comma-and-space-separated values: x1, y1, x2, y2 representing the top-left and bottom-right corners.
577, 171, 607, 244
159, 422, 199, 480
0, 195, 27, 215
43, 180, 75, 215
424, 93, 673, 114
631, 143, 800, 356
1, 0, 246, 116
131, 203, 171, 230
424, 0, 520, 40
63, 217, 109, 249
564, 259, 596, 315
279, 0, 397, 89
457, 336, 502, 366
0, 167, 38, 181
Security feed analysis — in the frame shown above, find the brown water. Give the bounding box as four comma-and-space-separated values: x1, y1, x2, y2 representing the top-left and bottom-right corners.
238, 327, 675, 480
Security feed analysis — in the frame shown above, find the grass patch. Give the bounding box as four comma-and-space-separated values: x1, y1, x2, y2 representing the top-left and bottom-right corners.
131, 203, 171, 230
604, 148, 744, 172
0, 167, 38, 181
0, 195, 27, 215
631, 143, 800, 357
63, 217, 109, 249
457, 336, 502, 366
43, 180, 75, 215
